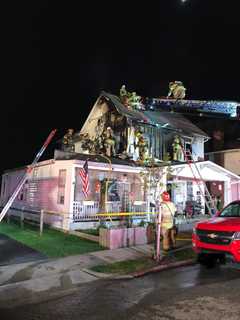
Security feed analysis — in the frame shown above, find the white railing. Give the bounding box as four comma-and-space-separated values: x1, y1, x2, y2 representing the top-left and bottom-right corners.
72, 200, 148, 222
131, 201, 148, 213
73, 201, 99, 221
105, 201, 122, 213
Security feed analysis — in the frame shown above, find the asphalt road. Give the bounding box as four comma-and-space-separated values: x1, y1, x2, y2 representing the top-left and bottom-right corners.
0, 234, 47, 266
1, 263, 240, 320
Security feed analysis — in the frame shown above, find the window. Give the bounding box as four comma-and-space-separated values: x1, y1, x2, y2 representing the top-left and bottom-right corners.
17, 180, 28, 202
220, 203, 240, 218
57, 169, 66, 204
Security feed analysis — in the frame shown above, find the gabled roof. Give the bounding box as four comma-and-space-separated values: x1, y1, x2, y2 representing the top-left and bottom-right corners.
102, 92, 150, 124
102, 91, 209, 138
143, 110, 208, 137
171, 160, 240, 182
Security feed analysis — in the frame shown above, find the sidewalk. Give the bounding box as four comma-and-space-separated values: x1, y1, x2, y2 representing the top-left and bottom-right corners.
0, 234, 193, 308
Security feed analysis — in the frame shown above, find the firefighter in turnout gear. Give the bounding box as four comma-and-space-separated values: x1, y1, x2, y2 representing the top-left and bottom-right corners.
161, 191, 177, 251
172, 135, 183, 161
62, 128, 75, 152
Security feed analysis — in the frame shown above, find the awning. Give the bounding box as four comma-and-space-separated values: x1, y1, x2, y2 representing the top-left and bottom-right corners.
170, 160, 240, 182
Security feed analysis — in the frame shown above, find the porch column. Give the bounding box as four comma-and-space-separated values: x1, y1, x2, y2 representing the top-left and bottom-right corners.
224, 180, 231, 205
63, 166, 75, 231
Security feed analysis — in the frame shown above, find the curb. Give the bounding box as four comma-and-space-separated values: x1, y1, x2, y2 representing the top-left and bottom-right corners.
84, 257, 196, 280
131, 259, 196, 277
82, 268, 114, 279
82, 268, 134, 280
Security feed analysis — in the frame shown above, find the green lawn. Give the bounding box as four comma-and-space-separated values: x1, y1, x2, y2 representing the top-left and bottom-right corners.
173, 248, 196, 261
91, 248, 196, 275
0, 221, 103, 258
91, 258, 156, 275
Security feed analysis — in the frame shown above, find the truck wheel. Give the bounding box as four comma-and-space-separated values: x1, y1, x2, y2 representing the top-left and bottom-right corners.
197, 253, 217, 268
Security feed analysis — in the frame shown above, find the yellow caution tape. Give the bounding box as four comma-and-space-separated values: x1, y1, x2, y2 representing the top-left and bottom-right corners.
96, 212, 157, 217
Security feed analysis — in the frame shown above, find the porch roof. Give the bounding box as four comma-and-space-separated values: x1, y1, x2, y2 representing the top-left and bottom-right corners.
54, 149, 140, 166
170, 160, 240, 182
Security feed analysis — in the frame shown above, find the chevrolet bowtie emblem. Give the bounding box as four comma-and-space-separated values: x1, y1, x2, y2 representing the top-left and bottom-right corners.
208, 233, 218, 239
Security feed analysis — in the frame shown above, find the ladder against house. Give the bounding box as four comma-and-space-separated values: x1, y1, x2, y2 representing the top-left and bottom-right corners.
182, 148, 217, 215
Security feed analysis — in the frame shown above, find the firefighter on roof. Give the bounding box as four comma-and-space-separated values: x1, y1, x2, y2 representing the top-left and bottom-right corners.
167, 81, 186, 99
62, 128, 75, 152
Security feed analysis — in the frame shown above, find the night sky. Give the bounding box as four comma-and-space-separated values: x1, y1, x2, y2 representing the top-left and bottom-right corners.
2, 0, 240, 174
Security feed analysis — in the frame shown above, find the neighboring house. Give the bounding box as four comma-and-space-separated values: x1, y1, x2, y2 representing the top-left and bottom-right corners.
1, 91, 240, 231
206, 149, 240, 202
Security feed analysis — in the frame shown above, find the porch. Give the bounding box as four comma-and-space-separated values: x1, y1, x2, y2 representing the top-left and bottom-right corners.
72, 200, 149, 222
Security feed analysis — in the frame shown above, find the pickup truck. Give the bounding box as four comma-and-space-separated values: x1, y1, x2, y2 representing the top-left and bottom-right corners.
192, 201, 240, 266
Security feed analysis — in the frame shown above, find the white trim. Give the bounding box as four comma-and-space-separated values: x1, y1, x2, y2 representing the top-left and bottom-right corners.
73, 160, 144, 174
231, 181, 240, 185
67, 165, 76, 229
79, 97, 101, 134
203, 161, 240, 180
171, 160, 240, 181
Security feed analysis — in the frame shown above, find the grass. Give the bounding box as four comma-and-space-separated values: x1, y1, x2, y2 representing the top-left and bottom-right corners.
0, 220, 103, 258
91, 248, 196, 275
173, 248, 197, 261
91, 258, 156, 275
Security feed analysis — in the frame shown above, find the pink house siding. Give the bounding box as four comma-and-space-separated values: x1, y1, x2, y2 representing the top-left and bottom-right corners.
231, 183, 240, 201
1, 160, 74, 215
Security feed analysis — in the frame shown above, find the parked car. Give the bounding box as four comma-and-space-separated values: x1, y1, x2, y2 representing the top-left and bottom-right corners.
192, 201, 240, 266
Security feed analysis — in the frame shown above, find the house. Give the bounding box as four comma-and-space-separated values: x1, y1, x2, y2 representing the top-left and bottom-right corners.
1, 91, 240, 231
0, 157, 149, 230
74, 91, 208, 163
206, 148, 240, 202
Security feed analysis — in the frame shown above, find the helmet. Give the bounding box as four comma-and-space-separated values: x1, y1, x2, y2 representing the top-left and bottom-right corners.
161, 191, 170, 202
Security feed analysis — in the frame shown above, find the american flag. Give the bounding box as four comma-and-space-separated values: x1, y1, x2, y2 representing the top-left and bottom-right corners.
79, 160, 89, 198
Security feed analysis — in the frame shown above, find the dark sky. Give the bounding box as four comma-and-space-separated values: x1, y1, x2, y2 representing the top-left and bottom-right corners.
2, 0, 240, 173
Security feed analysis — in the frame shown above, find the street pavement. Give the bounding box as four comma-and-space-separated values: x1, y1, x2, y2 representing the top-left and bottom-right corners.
0, 238, 191, 309
1, 263, 240, 320
0, 216, 204, 310
0, 234, 47, 266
